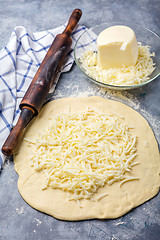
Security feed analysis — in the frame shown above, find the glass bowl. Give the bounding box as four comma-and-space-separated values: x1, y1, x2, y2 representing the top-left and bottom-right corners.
74, 22, 160, 90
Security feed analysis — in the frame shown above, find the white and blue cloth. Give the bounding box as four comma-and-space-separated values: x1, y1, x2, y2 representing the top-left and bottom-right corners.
0, 24, 86, 169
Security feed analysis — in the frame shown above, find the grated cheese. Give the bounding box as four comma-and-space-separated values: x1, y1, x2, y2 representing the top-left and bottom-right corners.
79, 43, 155, 86
25, 109, 138, 201
119, 177, 140, 187
96, 192, 109, 201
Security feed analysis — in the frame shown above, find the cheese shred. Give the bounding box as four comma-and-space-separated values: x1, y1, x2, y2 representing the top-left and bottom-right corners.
25, 109, 138, 201
80, 43, 155, 86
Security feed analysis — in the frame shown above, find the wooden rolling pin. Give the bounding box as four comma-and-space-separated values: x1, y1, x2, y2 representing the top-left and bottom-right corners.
2, 8, 82, 157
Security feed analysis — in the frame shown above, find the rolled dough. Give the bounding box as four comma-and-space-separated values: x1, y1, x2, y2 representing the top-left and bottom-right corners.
14, 96, 160, 220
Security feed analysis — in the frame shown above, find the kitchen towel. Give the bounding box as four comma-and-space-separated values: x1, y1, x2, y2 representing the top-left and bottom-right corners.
0, 23, 86, 169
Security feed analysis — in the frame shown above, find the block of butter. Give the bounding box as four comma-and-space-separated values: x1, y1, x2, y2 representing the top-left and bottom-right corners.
97, 25, 138, 69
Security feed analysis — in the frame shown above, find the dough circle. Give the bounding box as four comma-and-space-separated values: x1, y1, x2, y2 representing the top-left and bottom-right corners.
14, 96, 160, 220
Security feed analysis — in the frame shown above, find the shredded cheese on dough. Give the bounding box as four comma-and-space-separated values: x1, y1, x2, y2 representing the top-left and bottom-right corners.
80, 43, 155, 86
25, 109, 138, 201
96, 192, 109, 201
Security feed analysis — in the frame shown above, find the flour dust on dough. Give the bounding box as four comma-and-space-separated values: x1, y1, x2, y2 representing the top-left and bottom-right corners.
14, 96, 160, 220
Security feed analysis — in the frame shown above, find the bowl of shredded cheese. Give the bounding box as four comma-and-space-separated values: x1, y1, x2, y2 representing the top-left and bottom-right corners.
74, 22, 160, 90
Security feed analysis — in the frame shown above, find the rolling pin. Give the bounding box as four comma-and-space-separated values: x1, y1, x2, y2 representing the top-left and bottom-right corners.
2, 8, 82, 157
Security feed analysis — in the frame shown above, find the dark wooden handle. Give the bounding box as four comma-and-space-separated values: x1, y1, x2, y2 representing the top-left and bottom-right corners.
63, 9, 82, 36
2, 107, 34, 156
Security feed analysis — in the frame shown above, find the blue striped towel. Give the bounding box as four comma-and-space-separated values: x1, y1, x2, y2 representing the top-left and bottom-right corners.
0, 24, 86, 169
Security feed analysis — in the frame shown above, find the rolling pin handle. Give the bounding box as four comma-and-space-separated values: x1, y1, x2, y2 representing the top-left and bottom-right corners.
2, 107, 35, 156
63, 9, 82, 36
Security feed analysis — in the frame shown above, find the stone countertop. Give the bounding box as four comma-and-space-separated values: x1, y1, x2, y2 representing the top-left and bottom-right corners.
0, 0, 160, 239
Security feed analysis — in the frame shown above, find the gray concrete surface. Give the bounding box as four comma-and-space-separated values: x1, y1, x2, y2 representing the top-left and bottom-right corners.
0, 0, 160, 239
